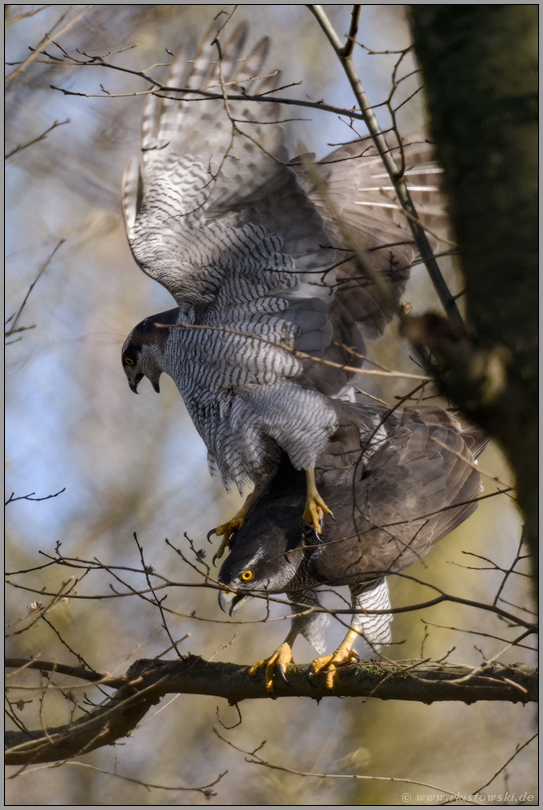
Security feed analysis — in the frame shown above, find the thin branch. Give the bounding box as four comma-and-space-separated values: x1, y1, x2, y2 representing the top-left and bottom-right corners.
5, 658, 124, 688
11, 759, 227, 799
473, 733, 538, 794
5, 5, 52, 27
5, 119, 70, 161
5, 240, 65, 339
431, 437, 513, 492
132, 532, 183, 659
493, 529, 527, 607
5, 5, 93, 84
340, 5, 361, 59
213, 728, 485, 806
5, 488, 66, 505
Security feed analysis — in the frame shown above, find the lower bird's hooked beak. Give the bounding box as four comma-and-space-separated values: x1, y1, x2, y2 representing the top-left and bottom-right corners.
218, 589, 246, 616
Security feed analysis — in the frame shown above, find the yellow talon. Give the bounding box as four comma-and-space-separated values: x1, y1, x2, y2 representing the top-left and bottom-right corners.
212, 518, 243, 562
249, 642, 294, 693
303, 469, 333, 532
209, 486, 265, 563
309, 631, 360, 688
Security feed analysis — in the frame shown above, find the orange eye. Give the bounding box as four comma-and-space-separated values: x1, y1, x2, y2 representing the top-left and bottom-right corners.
124, 357, 135, 366
241, 570, 254, 582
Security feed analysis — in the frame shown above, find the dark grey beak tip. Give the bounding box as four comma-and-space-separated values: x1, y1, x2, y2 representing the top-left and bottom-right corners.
218, 590, 229, 614
129, 383, 139, 395
152, 382, 160, 394
218, 589, 245, 617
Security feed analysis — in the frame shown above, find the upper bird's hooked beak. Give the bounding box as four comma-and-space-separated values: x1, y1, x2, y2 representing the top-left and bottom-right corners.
128, 372, 144, 394
218, 588, 247, 616
128, 374, 160, 394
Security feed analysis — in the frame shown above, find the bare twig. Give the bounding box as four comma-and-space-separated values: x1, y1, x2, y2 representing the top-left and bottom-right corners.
5, 239, 65, 339
473, 732, 538, 794
10, 759, 227, 799
132, 532, 183, 659
5, 119, 70, 161
5, 5, 93, 84
5, 5, 52, 27
213, 728, 486, 806
5, 488, 66, 505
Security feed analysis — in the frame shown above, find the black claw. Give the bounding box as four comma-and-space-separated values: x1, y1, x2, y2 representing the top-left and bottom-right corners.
212, 553, 219, 567
207, 527, 218, 543
277, 664, 291, 686
307, 664, 316, 683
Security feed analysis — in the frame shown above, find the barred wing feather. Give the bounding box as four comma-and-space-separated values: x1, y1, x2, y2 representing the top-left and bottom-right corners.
123, 23, 448, 396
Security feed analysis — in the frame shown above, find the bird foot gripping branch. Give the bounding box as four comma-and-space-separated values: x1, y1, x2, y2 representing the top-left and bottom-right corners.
249, 642, 295, 693
308, 643, 360, 690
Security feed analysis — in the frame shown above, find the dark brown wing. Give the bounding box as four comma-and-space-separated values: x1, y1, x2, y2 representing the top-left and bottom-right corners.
219, 401, 487, 591
308, 402, 487, 586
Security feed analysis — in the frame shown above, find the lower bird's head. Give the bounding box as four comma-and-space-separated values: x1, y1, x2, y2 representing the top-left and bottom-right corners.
217, 506, 307, 616
122, 308, 180, 394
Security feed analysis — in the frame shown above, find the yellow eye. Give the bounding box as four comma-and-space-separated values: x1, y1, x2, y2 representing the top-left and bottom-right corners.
241, 570, 254, 582
124, 357, 135, 366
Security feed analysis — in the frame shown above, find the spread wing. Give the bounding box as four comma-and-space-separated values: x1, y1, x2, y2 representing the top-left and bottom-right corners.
123, 23, 448, 395
311, 402, 488, 586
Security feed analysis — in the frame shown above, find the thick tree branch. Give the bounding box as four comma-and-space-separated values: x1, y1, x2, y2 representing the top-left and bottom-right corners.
5, 655, 537, 765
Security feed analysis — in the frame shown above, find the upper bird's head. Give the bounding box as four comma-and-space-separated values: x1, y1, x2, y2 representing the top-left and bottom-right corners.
122, 308, 180, 394
217, 501, 309, 616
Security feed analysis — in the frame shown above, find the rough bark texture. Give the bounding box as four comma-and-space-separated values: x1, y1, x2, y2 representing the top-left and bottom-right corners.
407, 6, 538, 582
5, 655, 538, 765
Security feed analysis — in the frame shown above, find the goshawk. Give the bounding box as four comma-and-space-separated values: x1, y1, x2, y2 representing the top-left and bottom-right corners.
121, 22, 447, 547
218, 400, 487, 690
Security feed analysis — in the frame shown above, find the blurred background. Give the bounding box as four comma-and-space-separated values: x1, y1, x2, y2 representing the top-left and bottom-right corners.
6, 5, 536, 805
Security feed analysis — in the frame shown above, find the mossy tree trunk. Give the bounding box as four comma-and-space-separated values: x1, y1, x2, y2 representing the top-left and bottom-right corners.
407, 6, 538, 584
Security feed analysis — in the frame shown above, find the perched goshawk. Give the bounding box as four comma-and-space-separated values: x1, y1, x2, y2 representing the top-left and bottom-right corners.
121, 23, 447, 548
218, 400, 488, 690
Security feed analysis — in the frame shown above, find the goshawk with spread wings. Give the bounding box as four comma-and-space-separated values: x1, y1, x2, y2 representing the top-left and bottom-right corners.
121, 23, 446, 549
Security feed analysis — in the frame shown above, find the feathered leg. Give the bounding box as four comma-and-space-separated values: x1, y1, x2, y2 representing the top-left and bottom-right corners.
309, 578, 392, 688
249, 588, 328, 693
